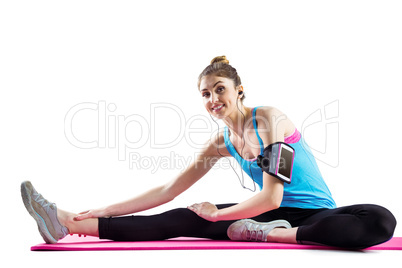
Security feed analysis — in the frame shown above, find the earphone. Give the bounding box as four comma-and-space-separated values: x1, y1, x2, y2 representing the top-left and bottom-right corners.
208, 89, 256, 192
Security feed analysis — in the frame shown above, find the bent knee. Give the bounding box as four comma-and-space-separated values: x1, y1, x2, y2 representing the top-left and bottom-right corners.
361, 204, 397, 247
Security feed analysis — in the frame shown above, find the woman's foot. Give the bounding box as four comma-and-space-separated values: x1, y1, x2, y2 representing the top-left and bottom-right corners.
227, 219, 292, 242
21, 181, 69, 244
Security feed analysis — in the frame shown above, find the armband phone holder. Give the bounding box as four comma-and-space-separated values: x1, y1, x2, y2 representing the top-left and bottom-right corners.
256, 142, 295, 184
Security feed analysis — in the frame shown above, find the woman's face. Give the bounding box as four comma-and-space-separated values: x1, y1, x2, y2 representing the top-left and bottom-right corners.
199, 75, 240, 118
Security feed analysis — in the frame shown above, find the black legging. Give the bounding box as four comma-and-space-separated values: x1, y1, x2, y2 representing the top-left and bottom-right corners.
99, 203, 396, 249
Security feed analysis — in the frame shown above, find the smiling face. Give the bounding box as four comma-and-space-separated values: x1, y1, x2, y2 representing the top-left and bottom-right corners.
199, 75, 242, 118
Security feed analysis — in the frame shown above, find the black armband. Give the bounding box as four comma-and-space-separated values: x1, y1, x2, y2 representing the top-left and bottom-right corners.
256, 142, 295, 184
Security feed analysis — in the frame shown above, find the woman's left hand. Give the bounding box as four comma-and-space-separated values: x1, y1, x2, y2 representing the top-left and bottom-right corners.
187, 202, 219, 222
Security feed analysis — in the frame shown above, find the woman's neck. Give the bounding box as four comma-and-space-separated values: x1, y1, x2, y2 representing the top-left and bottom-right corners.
223, 105, 252, 138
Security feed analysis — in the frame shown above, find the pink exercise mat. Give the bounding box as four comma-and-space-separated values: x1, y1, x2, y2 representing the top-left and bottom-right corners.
31, 235, 402, 251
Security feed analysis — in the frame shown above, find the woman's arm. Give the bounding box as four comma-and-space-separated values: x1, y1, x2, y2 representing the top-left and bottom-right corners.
188, 173, 284, 221
74, 133, 224, 221
188, 107, 294, 222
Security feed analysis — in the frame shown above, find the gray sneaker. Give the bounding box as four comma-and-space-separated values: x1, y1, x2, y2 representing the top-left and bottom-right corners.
227, 219, 292, 242
21, 181, 69, 244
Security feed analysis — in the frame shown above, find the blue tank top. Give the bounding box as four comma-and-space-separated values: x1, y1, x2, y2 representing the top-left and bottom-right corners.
223, 106, 336, 209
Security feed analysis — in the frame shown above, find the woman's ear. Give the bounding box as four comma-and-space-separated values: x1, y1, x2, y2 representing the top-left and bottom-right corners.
237, 85, 244, 97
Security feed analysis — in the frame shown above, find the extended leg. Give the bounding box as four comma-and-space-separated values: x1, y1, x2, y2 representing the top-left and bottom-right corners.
98, 204, 237, 241
21, 180, 238, 243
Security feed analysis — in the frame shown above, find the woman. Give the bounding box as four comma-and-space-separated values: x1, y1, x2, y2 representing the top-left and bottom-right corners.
21, 56, 396, 249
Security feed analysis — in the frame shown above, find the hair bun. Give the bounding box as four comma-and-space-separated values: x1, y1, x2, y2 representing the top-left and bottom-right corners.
210, 55, 229, 65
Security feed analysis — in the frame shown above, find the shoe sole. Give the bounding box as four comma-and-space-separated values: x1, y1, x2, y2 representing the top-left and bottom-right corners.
21, 181, 57, 244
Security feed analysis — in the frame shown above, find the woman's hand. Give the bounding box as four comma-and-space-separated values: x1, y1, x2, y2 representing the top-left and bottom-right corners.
73, 208, 109, 221
187, 202, 219, 222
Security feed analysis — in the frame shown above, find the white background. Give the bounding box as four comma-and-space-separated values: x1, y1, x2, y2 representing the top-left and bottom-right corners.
1, 0, 401, 266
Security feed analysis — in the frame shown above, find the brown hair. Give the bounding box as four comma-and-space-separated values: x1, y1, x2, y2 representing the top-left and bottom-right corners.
198, 56, 245, 102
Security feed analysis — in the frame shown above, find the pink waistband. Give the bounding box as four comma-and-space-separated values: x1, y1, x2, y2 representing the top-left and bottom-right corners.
284, 129, 301, 144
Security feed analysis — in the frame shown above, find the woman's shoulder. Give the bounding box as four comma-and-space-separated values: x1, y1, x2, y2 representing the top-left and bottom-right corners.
254, 106, 285, 120
254, 106, 296, 139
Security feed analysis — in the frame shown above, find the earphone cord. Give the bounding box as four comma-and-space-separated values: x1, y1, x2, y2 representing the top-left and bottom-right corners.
208, 96, 256, 192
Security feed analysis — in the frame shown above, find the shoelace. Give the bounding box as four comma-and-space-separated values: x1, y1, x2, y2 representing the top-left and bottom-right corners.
245, 229, 265, 242
33, 192, 55, 211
